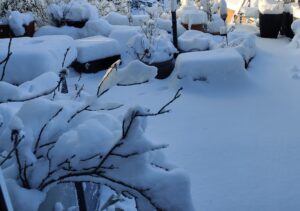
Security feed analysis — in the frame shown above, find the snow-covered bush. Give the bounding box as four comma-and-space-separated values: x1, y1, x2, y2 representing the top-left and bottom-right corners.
48, 0, 98, 25
0, 0, 49, 25
0, 44, 194, 210
128, 19, 178, 64
7, 11, 35, 36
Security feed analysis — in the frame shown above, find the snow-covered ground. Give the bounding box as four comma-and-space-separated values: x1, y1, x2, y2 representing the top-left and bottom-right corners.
66, 25, 300, 210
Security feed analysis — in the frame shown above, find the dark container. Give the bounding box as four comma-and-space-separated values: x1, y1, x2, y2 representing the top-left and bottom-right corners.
0, 21, 35, 38
259, 12, 283, 38
281, 12, 294, 38
72, 55, 121, 73
149, 58, 175, 79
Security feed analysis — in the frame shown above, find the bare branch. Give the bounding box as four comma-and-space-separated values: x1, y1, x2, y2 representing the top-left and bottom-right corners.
0, 37, 13, 81
34, 107, 63, 154
117, 80, 149, 86
111, 144, 168, 158
62, 47, 70, 68
67, 105, 90, 123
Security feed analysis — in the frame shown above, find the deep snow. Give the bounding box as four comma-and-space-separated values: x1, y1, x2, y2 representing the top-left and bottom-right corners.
66, 25, 300, 210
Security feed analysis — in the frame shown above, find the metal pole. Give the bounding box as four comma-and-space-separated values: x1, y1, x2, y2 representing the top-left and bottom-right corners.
171, 10, 178, 49
75, 182, 87, 211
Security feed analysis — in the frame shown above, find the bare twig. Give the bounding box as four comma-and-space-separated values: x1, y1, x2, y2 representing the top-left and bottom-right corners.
0, 37, 13, 81
34, 107, 63, 154
117, 80, 149, 86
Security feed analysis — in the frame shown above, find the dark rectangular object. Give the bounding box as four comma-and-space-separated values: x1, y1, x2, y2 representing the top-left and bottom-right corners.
72, 55, 121, 73
0, 21, 35, 38
259, 13, 283, 38
0, 24, 12, 38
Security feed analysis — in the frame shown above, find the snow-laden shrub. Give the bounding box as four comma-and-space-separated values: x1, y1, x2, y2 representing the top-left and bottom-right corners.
0, 0, 49, 25
128, 19, 178, 64
207, 14, 225, 33
48, 0, 98, 23
0, 56, 194, 210
7, 11, 35, 36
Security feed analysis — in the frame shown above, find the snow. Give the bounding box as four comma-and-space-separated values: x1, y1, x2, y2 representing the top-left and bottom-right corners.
8, 11, 34, 36
258, 0, 284, 14
75, 35, 120, 63
0, 36, 77, 85
3, 11, 300, 211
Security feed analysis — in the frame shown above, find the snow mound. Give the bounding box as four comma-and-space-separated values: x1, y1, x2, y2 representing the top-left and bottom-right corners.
0, 72, 59, 103
178, 30, 212, 52
172, 48, 246, 85
117, 60, 157, 85
0, 36, 77, 85
82, 18, 112, 37
104, 12, 129, 25
75, 35, 120, 63
34, 25, 82, 39
7, 179, 46, 211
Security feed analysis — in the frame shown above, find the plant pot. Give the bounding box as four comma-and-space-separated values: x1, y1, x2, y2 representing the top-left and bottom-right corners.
281, 12, 294, 38
65, 19, 87, 28
23, 21, 36, 37
72, 55, 121, 73
0, 21, 35, 38
181, 23, 207, 32
55, 19, 87, 28
147, 58, 175, 79
0, 24, 12, 38
259, 12, 283, 38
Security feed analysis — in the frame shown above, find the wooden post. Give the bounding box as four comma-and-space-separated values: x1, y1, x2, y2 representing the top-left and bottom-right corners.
171, 0, 178, 50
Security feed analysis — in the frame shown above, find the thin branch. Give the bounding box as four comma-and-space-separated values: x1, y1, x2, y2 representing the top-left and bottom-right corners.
111, 144, 168, 158
67, 105, 90, 123
150, 163, 170, 172
0, 37, 13, 81
80, 153, 103, 162
117, 80, 149, 86
34, 107, 63, 154
62, 47, 70, 68
86, 104, 123, 112
0, 133, 23, 166
100, 174, 162, 211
